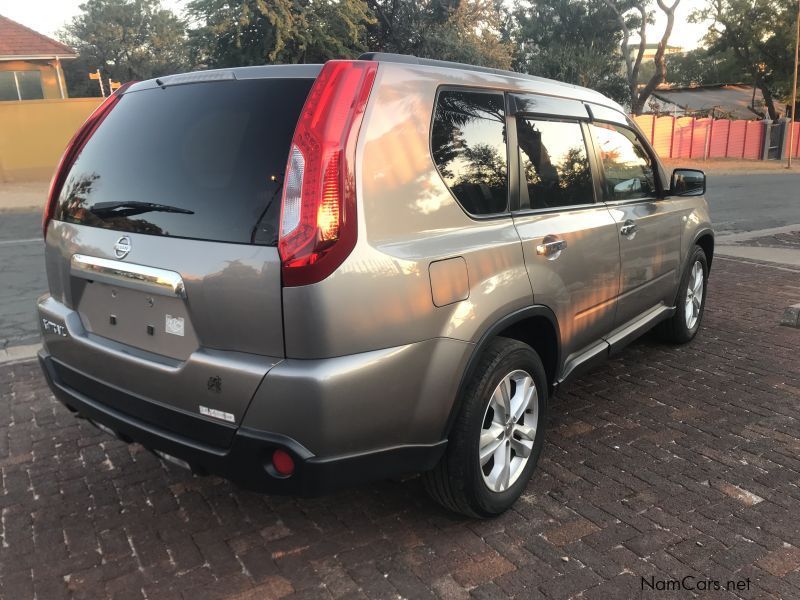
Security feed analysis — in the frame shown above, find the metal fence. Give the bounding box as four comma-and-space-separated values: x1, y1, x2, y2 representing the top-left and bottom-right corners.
632, 115, 800, 161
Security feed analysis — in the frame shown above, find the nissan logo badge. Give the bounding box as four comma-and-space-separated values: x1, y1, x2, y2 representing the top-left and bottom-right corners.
114, 236, 132, 259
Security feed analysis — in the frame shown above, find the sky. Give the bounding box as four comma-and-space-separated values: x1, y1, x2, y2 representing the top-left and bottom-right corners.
3, 0, 712, 51
2, 0, 185, 39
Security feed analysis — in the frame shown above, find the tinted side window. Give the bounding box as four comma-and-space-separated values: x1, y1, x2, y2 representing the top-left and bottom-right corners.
517, 119, 593, 210
591, 123, 655, 201
431, 90, 508, 215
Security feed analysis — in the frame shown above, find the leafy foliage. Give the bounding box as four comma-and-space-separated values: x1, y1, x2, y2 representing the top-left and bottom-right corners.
57, 0, 636, 104
59, 0, 189, 97
694, 0, 796, 119
665, 47, 748, 86
366, 0, 513, 68
512, 0, 629, 104
186, 0, 374, 67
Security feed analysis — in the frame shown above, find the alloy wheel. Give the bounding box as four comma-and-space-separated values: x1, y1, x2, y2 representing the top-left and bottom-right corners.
479, 370, 538, 492
685, 260, 704, 329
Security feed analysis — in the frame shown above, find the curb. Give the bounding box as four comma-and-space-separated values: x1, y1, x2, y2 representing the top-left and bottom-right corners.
715, 224, 800, 245
716, 246, 800, 268
0, 343, 41, 365
781, 304, 800, 329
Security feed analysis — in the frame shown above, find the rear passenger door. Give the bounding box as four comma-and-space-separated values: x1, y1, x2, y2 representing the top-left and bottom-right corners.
508, 95, 621, 377
587, 119, 682, 330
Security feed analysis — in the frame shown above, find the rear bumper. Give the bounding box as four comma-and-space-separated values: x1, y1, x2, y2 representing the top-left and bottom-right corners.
39, 352, 447, 495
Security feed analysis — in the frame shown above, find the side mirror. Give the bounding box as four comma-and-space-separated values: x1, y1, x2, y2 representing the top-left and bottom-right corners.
670, 168, 706, 196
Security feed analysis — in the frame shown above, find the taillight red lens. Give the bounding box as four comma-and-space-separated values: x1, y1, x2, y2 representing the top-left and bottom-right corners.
43, 83, 133, 238
278, 60, 378, 287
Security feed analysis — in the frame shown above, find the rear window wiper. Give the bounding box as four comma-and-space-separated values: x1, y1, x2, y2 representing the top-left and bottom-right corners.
89, 201, 195, 218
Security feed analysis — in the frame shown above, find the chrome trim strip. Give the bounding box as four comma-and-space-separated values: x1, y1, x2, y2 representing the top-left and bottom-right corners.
70, 254, 186, 298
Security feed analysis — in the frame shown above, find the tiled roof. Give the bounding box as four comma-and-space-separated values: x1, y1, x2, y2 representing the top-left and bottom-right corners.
0, 14, 76, 58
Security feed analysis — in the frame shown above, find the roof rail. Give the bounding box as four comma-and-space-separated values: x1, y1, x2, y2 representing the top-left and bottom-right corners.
357, 52, 557, 86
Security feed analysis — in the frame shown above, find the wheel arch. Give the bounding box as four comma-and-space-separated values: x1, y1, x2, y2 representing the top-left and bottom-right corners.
694, 229, 715, 270
442, 305, 561, 438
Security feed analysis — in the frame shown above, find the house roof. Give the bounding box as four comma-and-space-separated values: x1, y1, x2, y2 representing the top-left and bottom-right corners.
652, 84, 780, 119
0, 14, 77, 60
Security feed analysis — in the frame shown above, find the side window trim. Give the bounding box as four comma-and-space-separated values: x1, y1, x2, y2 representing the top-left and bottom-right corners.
429, 86, 511, 220
587, 121, 660, 204
505, 93, 521, 213
509, 93, 590, 120
581, 121, 604, 207
511, 115, 599, 215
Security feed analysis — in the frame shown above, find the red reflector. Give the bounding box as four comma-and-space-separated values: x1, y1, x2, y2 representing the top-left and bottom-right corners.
272, 449, 295, 476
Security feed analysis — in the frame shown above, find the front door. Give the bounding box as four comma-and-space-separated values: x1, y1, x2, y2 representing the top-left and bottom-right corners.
588, 122, 682, 329
511, 116, 621, 374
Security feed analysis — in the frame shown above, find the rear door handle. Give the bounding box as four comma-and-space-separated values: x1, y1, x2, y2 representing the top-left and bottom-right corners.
620, 220, 638, 237
536, 237, 567, 260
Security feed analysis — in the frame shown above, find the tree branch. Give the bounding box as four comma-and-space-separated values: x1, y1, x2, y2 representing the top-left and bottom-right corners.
603, 0, 634, 98
634, 0, 679, 114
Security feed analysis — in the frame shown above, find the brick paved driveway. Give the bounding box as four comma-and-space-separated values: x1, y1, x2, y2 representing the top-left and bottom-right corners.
1, 257, 799, 599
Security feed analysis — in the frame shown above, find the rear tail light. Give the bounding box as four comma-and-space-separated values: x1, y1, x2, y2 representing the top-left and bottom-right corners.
43, 83, 133, 238
278, 60, 378, 287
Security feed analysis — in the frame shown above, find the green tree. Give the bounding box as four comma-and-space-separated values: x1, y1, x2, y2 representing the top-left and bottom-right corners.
665, 47, 747, 86
512, 0, 629, 104
60, 0, 189, 96
694, 0, 795, 119
187, 0, 374, 67
366, 0, 513, 69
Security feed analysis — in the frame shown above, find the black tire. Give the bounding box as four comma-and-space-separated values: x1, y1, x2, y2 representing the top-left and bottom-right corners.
423, 337, 548, 518
657, 244, 709, 344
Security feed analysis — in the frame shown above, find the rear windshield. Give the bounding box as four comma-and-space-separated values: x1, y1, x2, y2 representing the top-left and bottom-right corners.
56, 78, 314, 245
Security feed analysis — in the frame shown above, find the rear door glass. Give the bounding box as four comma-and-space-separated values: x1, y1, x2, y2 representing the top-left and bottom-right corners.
517, 119, 594, 210
56, 78, 314, 245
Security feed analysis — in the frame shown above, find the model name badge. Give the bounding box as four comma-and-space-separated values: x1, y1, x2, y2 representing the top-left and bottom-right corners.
199, 405, 235, 423
41, 318, 68, 337
165, 314, 184, 336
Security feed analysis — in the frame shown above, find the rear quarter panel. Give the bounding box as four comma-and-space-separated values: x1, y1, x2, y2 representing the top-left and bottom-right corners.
282, 64, 534, 359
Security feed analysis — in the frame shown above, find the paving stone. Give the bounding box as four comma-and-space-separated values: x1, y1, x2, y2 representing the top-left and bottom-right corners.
0, 258, 799, 598
757, 545, 800, 577
542, 519, 601, 547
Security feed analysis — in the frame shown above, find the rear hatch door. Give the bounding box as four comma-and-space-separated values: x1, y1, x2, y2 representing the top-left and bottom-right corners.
44, 69, 317, 433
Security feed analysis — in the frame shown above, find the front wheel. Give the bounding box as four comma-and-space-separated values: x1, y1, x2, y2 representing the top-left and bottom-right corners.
423, 337, 547, 518
658, 245, 708, 343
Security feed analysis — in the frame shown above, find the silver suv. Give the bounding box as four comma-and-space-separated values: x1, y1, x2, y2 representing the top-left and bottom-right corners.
36, 54, 713, 517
